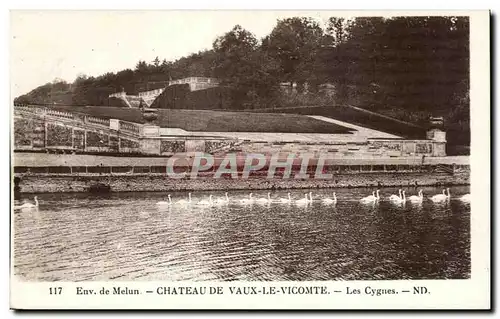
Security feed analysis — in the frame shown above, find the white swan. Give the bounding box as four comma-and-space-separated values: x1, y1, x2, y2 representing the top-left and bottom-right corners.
14, 196, 39, 210
280, 193, 292, 204
295, 194, 309, 206
360, 191, 375, 202
156, 195, 172, 206
175, 193, 192, 205
197, 195, 213, 206
322, 192, 337, 205
408, 190, 424, 203
391, 190, 406, 205
389, 189, 402, 201
239, 193, 254, 205
430, 188, 450, 202
360, 190, 379, 203
459, 193, 471, 203
256, 192, 272, 204
214, 192, 230, 205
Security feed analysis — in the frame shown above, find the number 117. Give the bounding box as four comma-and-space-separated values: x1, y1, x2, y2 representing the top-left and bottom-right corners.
49, 287, 62, 295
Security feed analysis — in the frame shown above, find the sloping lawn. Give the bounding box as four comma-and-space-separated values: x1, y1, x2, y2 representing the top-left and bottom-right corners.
158, 109, 353, 133
257, 105, 427, 139
42, 106, 354, 134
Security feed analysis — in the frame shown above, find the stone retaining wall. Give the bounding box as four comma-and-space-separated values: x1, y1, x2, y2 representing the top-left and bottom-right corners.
16, 171, 470, 193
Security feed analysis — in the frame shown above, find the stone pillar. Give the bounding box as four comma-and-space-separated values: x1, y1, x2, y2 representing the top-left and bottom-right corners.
427, 129, 447, 156
110, 119, 120, 131
84, 129, 87, 151
426, 129, 447, 143
140, 139, 161, 155
433, 143, 447, 157
44, 121, 48, 149
141, 125, 160, 137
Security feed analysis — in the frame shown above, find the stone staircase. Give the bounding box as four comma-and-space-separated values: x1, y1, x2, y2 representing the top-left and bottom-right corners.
435, 164, 455, 175
141, 95, 158, 107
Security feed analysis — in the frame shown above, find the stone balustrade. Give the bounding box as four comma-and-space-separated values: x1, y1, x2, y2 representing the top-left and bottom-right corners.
120, 121, 141, 134
14, 105, 141, 136
13, 104, 447, 158
86, 116, 110, 127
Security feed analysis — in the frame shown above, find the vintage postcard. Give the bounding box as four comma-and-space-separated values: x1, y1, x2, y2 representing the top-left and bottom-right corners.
10, 10, 490, 310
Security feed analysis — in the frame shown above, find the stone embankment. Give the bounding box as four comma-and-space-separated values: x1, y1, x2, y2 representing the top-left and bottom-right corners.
15, 171, 470, 194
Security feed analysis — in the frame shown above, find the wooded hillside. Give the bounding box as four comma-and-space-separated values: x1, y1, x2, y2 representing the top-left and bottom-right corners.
15, 16, 469, 149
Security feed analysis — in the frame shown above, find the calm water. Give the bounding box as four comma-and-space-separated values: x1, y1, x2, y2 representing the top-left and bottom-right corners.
14, 186, 470, 281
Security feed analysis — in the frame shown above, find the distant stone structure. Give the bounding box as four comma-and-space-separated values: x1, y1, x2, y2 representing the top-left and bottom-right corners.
137, 88, 165, 106
111, 77, 220, 107
167, 77, 219, 92
108, 90, 145, 108
429, 116, 445, 128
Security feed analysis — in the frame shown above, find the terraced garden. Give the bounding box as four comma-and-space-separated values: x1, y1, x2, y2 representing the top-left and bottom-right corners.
42, 105, 355, 134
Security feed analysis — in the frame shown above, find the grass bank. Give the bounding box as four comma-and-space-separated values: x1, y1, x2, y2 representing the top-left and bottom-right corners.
43, 105, 354, 134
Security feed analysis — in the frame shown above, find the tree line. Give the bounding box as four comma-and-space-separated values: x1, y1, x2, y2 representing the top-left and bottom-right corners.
15, 16, 469, 142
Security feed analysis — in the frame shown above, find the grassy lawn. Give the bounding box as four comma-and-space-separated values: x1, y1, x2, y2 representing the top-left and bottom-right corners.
256, 105, 427, 139
158, 109, 353, 133
44, 106, 354, 134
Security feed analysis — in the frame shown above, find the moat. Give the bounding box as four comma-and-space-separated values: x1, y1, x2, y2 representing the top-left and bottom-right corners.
14, 186, 471, 281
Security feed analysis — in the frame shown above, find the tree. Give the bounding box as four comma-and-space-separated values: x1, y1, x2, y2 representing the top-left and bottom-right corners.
14, 95, 31, 105
153, 56, 160, 68
326, 17, 353, 46
213, 25, 279, 109
135, 60, 148, 74
265, 17, 323, 91
160, 59, 170, 74
72, 74, 93, 105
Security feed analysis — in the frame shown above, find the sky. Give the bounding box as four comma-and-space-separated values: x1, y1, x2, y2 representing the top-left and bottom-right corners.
10, 10, 339, 98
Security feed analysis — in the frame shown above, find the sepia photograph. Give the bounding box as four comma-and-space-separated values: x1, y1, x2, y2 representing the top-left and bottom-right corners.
9, 9, 490, 310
